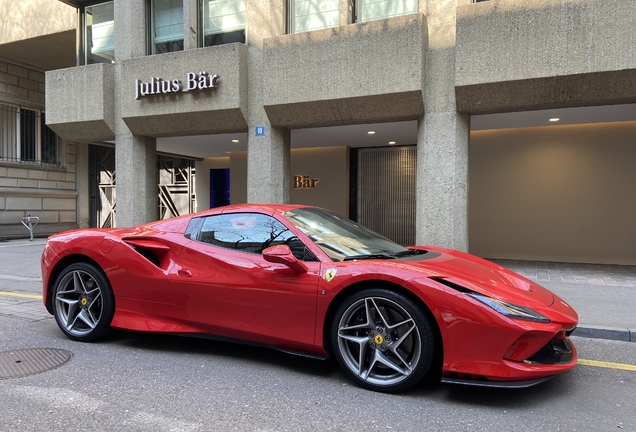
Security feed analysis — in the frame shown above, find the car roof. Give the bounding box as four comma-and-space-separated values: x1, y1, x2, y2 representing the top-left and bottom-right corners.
193, 203, 311, 218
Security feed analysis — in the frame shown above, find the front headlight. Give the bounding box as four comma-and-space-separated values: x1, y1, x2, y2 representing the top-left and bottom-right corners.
467, 293, 550, 323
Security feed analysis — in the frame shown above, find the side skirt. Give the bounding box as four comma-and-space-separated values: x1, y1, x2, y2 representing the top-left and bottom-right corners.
171, 332, 330, 361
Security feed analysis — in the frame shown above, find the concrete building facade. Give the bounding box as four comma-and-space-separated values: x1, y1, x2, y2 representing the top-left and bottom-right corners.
2, 0, 634, 265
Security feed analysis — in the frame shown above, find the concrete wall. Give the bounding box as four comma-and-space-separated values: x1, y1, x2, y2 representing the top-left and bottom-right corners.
0, 0, 76, 44
45, 63, 116, 142
47, 44, 250, 140
469, 121, 636, 265
217, 147, 349, 216
290, 147, 349, 217
120, 45, 249, 137
0, 0, 76, 72
263, 13, 427, 128
456, 0, 636, 113
228, 152, 246, 205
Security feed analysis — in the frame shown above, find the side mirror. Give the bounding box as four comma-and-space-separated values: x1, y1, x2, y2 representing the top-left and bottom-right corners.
262, 245, 308, 274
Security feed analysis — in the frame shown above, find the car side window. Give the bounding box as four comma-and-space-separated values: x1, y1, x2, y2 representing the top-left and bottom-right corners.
184, 217, 204, 239
197, 213, 317, 261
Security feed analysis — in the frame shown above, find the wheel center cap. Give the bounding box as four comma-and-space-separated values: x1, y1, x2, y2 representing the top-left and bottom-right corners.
374, 335, 384, 345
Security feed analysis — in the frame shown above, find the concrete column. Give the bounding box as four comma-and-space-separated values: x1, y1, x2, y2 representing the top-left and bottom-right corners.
415, 0, 470, 251
416, 114, 469, 250
114, 0, 158, 226
245, 1, 290, 204
339, 0, 353, 26
115, 135, 158, 227
114, 0, 147, 62
183, 0, 198, 50
247, 128, 291, 203
76, 142, 90, 228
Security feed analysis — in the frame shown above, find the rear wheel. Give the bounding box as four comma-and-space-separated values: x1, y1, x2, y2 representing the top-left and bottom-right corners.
52, 262, 115, 342
331, 288, 435, 392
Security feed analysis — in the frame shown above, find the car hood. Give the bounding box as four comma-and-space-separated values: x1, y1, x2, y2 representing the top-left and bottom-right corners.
401, 247, 555, 307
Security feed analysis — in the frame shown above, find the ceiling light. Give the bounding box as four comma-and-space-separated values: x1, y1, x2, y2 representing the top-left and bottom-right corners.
549, 118, 560, 122
367, 131, 376, 135
232, 139, 239, 143
388, 141, 396, 145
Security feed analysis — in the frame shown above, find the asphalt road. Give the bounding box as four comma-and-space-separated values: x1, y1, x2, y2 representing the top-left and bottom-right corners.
0, 314, 635, 432
0, 240, 635, 431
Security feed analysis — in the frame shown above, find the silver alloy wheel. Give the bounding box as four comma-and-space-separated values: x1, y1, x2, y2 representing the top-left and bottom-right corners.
337, 296, 422, 387
54, 270, 104, 337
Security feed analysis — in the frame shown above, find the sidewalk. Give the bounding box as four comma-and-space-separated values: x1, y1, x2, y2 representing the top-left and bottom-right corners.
0, 239, 633, 342
493, 259, 635, 342
0, 239, 50, 322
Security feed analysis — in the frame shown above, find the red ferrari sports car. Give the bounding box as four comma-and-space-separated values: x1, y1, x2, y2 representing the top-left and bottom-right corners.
41, 204, 578, 392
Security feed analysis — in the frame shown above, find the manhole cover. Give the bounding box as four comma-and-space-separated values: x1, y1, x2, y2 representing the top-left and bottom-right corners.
0, 348, 73, 379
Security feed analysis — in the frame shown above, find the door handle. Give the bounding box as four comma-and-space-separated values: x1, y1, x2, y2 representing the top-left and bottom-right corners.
178, 269, 192, 277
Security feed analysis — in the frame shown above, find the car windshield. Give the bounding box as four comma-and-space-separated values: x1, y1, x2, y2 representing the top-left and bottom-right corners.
283, 208, 408, 262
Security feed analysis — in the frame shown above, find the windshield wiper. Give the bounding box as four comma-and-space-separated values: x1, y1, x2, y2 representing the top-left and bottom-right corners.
343, 253, 396, 261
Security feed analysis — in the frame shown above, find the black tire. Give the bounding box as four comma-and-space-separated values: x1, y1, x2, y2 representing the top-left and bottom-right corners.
51, 262, 115, 342
331, 288, 436, 393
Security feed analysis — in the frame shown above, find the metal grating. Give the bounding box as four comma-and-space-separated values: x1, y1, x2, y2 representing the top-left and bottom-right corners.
0, 348, 73, 380
158, 156, 196, 220
89, 146, 197, 228
357, 146, 417, 246
89, 145, 117, 229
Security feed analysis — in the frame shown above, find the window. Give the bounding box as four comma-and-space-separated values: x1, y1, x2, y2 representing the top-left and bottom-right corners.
196, 213, 316, 260
288, 0, 339, 33
356, 0, 417, 23
0, 103, 60, 166
202, 0, 246, 47
0, 104, 18, 161
20, 109, 38, 162
151, 0, 184, 54
85, 1, 115, 64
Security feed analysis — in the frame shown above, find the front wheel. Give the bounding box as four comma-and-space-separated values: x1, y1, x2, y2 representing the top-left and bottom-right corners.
52, 262, 115, 342
331, 289, 436, 393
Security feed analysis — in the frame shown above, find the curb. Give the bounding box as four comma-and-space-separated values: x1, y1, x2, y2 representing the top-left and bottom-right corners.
572, 325, 633, 343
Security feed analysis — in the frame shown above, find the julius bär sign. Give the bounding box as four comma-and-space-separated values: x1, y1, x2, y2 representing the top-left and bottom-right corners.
134, 71, 219, 100
294, 175, 319, 189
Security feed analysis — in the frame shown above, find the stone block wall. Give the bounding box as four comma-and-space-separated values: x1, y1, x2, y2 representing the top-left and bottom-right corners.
0, 60, 78, 240
0, 60, 45, 106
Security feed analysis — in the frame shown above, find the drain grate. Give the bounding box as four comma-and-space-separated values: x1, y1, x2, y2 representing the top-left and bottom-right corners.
0, 348, 73, 380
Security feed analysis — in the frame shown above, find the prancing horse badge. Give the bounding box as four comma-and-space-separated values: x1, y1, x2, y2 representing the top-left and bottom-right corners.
325, 268, 337, 282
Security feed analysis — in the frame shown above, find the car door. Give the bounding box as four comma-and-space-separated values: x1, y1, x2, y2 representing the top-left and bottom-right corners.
167, 212, 321, 350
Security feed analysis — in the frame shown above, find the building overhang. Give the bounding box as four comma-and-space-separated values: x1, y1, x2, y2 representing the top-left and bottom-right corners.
455, 0, 636, 113
45, 63, 116, 142
120, 44, 248, 137
263, 13, 427, 128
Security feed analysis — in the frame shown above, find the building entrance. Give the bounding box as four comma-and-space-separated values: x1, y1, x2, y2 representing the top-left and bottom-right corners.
88, 145, 196, 228
354, 146, 416, 246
